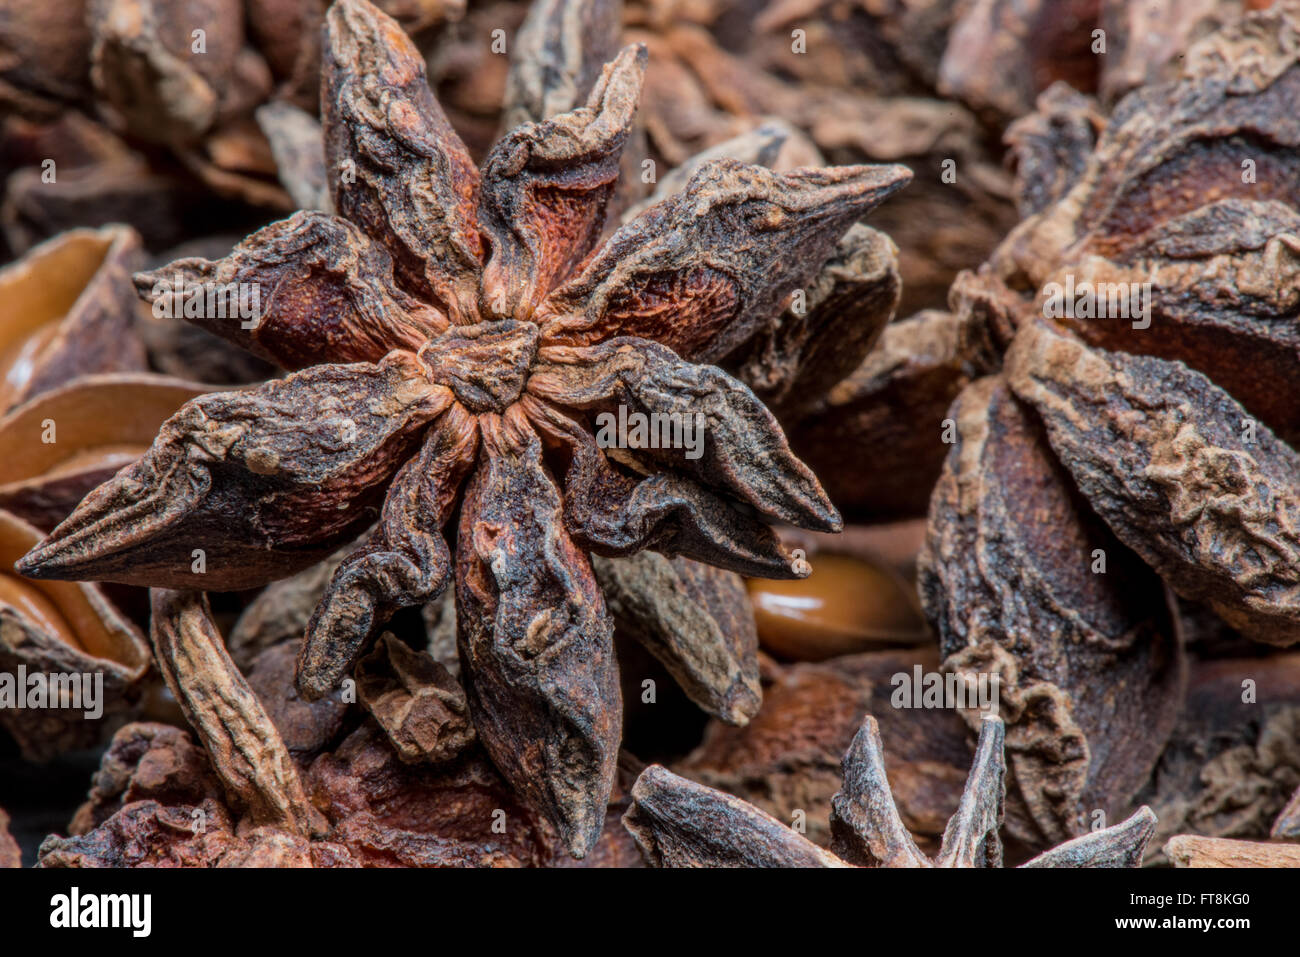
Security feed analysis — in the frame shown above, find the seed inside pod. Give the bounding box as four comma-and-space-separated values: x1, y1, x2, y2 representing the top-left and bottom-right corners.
747, 552, 927, 661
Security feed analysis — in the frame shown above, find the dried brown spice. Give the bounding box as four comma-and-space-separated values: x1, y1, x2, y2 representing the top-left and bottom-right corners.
593, 551, 761, 724
913, 2, 1300, 850
791, 309, 993, 520
938, 0, 1102, 124
1163, 834, 1300, 867
971, 4, 1300, 441
0, 225, 147, 412
1134, 652, 1300, 859
148, 589, 327, 838
36, 590, 644, 868
355, 632, 475, 762
502, 0, 624, 131
625, 714, 1158, 867
0, 511, 150, 760
675, 647, 974, 853
624, 2, 1018, 315
918, 373, 1185, 847
19, 0, 910, 857
244, 640, 350, 757
1006, 321, 1300, 646
0, 224, 215, 761
0, 374, 208, 531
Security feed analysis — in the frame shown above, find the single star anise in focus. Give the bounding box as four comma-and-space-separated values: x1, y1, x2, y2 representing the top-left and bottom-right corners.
18, 0, 910, 856
624, 713, 1158, 868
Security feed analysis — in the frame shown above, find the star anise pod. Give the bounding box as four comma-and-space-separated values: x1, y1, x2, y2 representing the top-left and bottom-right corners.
36, 590, 642, 868
624, 713, 1159, 867
18, 0, 911, 856
917, 2, 1300, 851
0, 224, 217, 760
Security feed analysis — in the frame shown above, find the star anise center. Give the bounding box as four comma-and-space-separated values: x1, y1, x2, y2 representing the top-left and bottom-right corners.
419, 320, 540, 413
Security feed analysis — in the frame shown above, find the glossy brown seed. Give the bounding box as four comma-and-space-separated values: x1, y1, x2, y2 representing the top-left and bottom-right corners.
748, 552, 927, 662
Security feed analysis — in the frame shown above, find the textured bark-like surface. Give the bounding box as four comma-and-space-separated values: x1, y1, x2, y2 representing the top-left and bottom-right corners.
36, 707, 637, 867
1006, 321, 1300, 647
1004, 83, 1105, 219
88, 0, 263, 143
619, 120, 823, 225
728, 223, 900, 418
593, 551, 760, 724
0, 511, 150, 760
536, 161, 911, 363
530, 338, 840, 532
21, 356, 451, 590
66, 723, 226, 836
135, 212, 445, 369
228, 546, 351, 670
21, 0, 893, 858
919, 374, 1185, 846
479, 46, 646, 323
356, 632, 475, 763
793, 309, 990, 521
1097, 0, 1246, 104
829, 716, 943, 868
244, 641, 349, 757
298, 404, 475, 696
629, 712, 1157, 868
1019, 806, 1157, 868
980, 7, 1300, 446
149, 590, 327, 838
38, 798, 326, 868
676, 648, 974, 852
456, 412, 619, 858
502, 0, 624, 129
0, 225, 148, 412
1164, 834, 1300, 867
939, 0, 1101, 122
323, 0, 484, 321
624, 764, 847, 867
1132, 652, 1300, 860
524, 394, 800, 579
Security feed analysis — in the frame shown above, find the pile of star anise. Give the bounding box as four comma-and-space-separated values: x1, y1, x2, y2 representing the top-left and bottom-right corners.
2, 0, 1300, 871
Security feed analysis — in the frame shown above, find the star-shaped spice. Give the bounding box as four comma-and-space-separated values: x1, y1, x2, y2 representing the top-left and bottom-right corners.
624, 713, 1158, 867
18, 0, 909, 856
